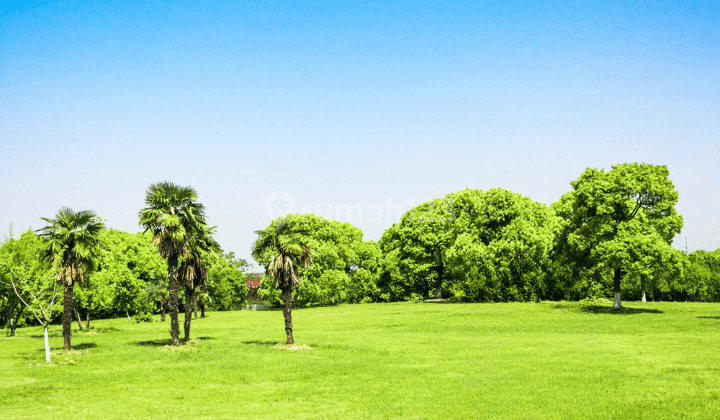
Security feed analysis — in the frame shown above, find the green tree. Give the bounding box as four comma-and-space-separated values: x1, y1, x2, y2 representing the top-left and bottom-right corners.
256, 214, 380, 306
139, 182, 207, 346
379, 198, 456, 300
445, 188, 557, 302
252, 217, 313, 345
379, 188, 556, 302
37, 207, 104, 350
179, 225, 220, 341
206, 252, 249, 311
0, 231, 54, 336
554, 163, 683, 309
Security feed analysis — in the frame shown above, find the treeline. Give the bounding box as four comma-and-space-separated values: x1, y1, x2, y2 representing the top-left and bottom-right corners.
0, 229, 248, 336
255, 164, 720, 307
3, 163, 720, 338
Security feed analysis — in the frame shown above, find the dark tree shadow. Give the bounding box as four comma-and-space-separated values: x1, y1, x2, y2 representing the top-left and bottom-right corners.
29, 331, 62, 339
242, 340, 278, 346
73, 342, 97, 350
133, 339, 171, 347
579, 305, 663, 315
88, 327, 120, 333
697, 316, 720, 320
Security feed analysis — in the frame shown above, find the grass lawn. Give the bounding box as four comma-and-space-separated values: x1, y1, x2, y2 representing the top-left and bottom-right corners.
2, 301, 720, 419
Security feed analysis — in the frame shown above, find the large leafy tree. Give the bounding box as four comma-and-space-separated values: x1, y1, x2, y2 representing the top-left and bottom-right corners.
554, 163, 683, 309
252, 216, 313, 345
380, 188, 556, 302
379, 198, 456, 300
257, 214, 381, 306
179, 225, 220, 341
37, 207, 105, 350
139, 182, 207, 346
446, 188, 557, 302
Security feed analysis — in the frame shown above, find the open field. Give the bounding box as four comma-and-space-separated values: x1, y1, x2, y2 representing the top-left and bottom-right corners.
2, 302, 720, 419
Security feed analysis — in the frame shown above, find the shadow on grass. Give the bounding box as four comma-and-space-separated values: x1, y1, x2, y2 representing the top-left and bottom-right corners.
579, 305, 663, 315
242, 340, 278, 346
133, 339, 171, 347
697, 316, 720, 320
73, 342, 98, 350
29, 331, 62, 339
132, 336, 216, 347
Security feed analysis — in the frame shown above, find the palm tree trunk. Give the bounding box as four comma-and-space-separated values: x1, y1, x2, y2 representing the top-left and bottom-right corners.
200, 304, 205, 318
183, 285, 195, 341
282, 285, 294, 345
168, 256, 180, 346
160, 302, 166, 322
612, 269, 623, 310
62, 284, 73, 350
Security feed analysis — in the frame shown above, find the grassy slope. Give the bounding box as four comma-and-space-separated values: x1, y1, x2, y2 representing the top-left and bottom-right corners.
1, 302, 720, 419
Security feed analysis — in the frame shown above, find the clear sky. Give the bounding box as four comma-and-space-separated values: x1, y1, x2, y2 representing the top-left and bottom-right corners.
1, 0, 718, 264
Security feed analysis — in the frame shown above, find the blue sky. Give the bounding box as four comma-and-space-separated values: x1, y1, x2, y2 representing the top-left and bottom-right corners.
1, 0, 718, 262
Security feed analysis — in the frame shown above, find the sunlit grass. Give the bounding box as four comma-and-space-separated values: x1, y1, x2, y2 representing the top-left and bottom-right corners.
2, 301, 720, 419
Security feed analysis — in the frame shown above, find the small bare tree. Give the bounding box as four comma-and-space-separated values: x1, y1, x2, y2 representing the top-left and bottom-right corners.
2, 268, 58, 363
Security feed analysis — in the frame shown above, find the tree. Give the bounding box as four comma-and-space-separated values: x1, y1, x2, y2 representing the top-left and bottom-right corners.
0, 231, 55, 337
554, 163, 683, 309
379, 188, 556, 302
139, 182, 207, 346
1, 263, 59, 363
179, 225, 220, 341
37, 207, 105, 350
379, 197, 456, 300
252, 216, 313, 345
206, 252, 249, 311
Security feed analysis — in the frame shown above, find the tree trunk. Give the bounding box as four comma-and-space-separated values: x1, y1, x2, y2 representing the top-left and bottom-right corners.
612, 269, 623, 310
435, 265, 444, 299
641, 285, 647, 303
282, 285, 294, 345
62, 284, 73, 350
168, 256, 180, 346
160, 302, 166, 322
10, 306, 22, 337
200, 304, 205, 318
43, 325, 51, 363
74, 306, 84, 330
125, 310, 131, 323
85, 311, 90, 329
194, 306, 198, 319
183, 285, 195, 342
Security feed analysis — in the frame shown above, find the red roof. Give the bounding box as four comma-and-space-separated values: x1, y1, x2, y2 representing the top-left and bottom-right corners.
246, 280, 260, 288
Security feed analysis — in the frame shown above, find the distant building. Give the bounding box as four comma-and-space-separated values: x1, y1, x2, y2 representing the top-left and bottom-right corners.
246, 273, 262, 301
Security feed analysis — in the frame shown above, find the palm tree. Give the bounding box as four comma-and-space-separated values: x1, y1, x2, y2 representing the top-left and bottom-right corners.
139, 182, 206, 346
179, 225, 220, 341
37, 207, 104, 350
252, 217, 312, 345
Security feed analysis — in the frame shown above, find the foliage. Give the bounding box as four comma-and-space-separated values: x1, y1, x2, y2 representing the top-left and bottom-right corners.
206, 252, 249, 311
380, 188, 557, 302
0, 231, 56, 333
254, 214, 381, 306
553, 163, 683, 306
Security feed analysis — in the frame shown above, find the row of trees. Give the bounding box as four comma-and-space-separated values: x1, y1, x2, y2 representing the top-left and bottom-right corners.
1, 183, 250, 352
3, 163, 720, 350
250, 164, 719, 311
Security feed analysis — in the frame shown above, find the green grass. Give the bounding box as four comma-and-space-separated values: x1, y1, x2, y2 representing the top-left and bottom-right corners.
2, 301, 720, 419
